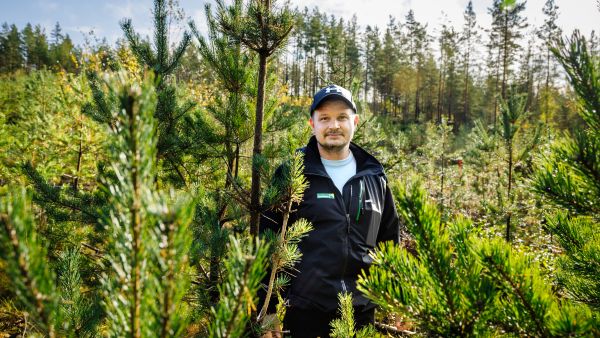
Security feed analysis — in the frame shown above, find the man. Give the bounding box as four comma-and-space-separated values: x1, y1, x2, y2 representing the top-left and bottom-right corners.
260, 84, 400, 337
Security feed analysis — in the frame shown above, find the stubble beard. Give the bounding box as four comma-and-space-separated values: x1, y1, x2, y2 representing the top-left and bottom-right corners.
318, 134, 350, 154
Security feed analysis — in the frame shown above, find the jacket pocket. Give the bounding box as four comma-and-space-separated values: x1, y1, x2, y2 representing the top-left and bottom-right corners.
354, 178, 382, 248
362, 199, 381, 247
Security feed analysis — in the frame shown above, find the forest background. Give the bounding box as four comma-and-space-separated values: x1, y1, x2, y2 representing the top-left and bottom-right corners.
1, 0, 599, 336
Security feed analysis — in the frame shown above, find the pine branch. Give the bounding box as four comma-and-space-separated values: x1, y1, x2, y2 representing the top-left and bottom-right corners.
82, 70, 117, 130
57, 248, 101, 336
151, 194, 194, 337
551, 30, 600, 132
479, 240, 550, 336
121, 19, 155, 68
258, 152, 311, 321
0, 188, 57, 338
165, 32, 191, 76
20, 161, 105, 226
395, 183, 457, 317
99, 71, 160, 337
329, 292, 356, 338
209, 235, 270, 338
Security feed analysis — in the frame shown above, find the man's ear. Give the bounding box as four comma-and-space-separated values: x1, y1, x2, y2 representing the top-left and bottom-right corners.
309, 117, 314, 129
353, 114, 359, 127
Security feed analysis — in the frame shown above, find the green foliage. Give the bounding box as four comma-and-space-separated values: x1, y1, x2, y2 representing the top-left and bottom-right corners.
0, 188, 59, 337
121, 0, 191, 83
499, 93, 528, 143
359, 182, 497, 336
532, 30, 600, 313
545, 213, 600, 309
258, 152, 313, 322
478, 238, 591, 336
21, 161, 108, 225
95, 0, 197, 186
56, 248, 101, 337
0, 24, 24, 73
0, 21, 78, 73
358, 182, 593, 336
329, 292, 377, 338
550, 31, 600, 132
1, 188, 104, 337
0, 70, 108, 231
98, 71, 194, 337
215, 0, 295, 57
2, 1, 600, 336
209, 235, 269, 338
463, 120, 498, 207
214, 0, 296, 235
189, 1, 255, 208
499, 92, 543, 241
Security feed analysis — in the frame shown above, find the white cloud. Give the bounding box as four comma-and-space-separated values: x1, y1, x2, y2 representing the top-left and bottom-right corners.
105, 1, 135, 19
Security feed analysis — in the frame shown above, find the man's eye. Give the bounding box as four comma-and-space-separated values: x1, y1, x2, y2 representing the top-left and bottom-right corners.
339, 116, 348, 120
320, 117, 328, 121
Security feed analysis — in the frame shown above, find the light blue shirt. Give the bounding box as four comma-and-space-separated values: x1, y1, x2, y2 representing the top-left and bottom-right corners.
321, 151, 357, 194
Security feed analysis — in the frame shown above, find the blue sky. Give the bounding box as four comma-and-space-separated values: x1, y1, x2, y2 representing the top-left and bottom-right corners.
1, 0, 598, 47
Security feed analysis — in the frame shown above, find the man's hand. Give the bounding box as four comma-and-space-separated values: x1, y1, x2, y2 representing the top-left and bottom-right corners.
260, 313, 282, 338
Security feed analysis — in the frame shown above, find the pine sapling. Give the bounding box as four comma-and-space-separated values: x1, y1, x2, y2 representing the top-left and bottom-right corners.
209, 235, 270, 338
98, 71, 195, 337
330, 292, 377, 338
0, 188, 58, 337
214, 0, 295, 235
499, 92, 541, 242
258, 151, 312, 322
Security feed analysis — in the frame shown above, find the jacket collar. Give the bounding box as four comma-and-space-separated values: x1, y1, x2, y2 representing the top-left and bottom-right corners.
301, 136, 384, 177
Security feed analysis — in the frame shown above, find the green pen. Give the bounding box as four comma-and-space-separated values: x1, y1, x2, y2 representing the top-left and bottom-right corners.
356, 179, 363, 222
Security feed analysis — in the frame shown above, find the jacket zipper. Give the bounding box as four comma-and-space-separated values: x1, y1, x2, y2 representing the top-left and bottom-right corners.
341, 212, 351, 292
356, 179, 364, 222
339, 182, 352, 295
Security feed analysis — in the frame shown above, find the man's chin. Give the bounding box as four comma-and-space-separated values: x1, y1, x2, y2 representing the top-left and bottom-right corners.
318, 141, 348, 153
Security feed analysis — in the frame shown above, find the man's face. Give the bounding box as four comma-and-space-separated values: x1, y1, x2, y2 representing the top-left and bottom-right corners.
309, 99, 359, 154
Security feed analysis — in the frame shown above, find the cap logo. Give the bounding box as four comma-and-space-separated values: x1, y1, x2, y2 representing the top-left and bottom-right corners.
325, 87, 342, 94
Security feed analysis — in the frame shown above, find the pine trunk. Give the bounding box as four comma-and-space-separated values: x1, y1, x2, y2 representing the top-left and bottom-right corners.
250, 53, 268, 236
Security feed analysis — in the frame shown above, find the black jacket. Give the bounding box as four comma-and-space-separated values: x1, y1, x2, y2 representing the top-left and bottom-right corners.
260, 136, 400, 313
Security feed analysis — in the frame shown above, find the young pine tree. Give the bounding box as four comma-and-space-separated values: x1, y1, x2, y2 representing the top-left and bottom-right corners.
533, 30, 600, 315
214, 0, 295, 236
498, 93, 541, 241
90, 0, 195, 185
22, 0, 195, 230
357, 181, 593, 336
329, 292, 377, 338
1, 190, 102, 336
258, 152, 313, 324
189, 1, 256, 305
1, 188, 60, 337
208, 235, 270, 338
97, 71, 194, 337
3, 72, 230, 337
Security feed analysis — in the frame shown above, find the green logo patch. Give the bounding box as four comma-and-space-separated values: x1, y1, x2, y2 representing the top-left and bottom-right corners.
317, 193, 335, 199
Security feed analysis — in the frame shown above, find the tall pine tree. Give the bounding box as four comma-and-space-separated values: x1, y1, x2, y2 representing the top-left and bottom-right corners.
214, 0, 295, 236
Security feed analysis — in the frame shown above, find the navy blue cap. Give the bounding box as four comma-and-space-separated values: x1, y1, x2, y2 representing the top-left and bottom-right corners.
310, 84, 357, 116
